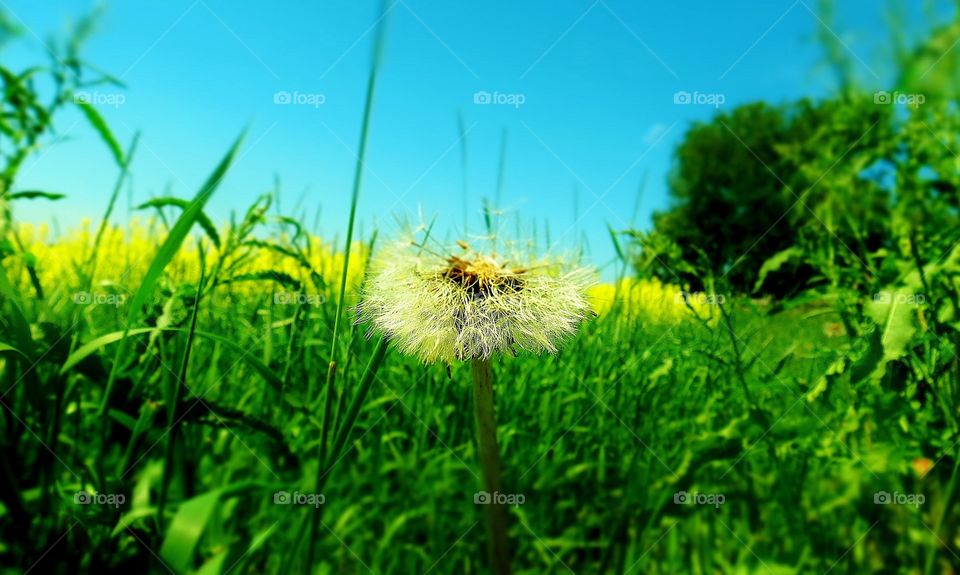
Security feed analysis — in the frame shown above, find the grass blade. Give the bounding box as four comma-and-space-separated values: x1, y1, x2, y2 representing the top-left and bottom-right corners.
6, 191, 65, 201
159, 490, 221, 573
136, 197, 221, 248
306, 4, 387, 567
75, 100, 125, 167
62, 327, 284, 392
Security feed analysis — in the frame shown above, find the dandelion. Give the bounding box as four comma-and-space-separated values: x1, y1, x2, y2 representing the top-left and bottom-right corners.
357, 237, 595, 575
357, 239, 594, 363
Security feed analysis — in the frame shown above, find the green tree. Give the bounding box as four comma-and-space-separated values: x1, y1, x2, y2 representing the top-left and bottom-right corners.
647, 103, 794, 292
642, 97, 893, 296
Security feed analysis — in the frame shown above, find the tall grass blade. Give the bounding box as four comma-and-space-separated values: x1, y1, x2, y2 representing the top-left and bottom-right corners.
305, 3, 388, 568
136, 197, 221, 248
75, 100, 125, 167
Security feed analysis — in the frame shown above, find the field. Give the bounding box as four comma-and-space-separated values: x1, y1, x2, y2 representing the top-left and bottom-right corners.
2, 213, 954, 574
3, 2, 960, 574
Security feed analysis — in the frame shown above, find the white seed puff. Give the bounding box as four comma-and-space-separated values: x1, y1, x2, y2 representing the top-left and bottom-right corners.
357, 240, 595, 363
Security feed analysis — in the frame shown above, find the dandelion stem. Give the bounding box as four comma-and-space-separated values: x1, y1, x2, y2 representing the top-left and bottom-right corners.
471, 359, 512, 575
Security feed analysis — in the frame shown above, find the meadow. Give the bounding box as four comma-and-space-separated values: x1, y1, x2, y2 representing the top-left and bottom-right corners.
3, 189, 954, 574
2, 3, 960, 575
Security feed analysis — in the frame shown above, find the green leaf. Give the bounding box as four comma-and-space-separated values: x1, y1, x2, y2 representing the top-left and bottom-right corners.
112, 507, 158, 537
482, 197, 493, 236
0, 238, 13, 258
0, 266, 34, 359
62, 327, 284, 392
156, 482, 277, 573
75, 100, 125, 166
194, 550, 228, 575
61, 327, 155, 373
0, 342, 27, 358
242, 240, 313, 270
753, 247, 802, 293
217, 522, 281, 574
159, 490, 222, 573
6, 190, 65, 201
608, 224, 624, 262
864, 288, 919, 372
137, 197, 221, 248
219, 270, 301, 291
107, 408, 138, 431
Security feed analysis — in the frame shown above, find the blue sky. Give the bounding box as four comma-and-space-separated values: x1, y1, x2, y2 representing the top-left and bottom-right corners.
3, 0, 951, 274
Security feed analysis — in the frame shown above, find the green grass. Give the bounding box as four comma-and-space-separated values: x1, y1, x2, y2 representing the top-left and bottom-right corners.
0, 254, 950, 573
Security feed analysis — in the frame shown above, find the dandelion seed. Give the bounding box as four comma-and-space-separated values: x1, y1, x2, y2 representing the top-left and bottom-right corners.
356, 239, 595, 363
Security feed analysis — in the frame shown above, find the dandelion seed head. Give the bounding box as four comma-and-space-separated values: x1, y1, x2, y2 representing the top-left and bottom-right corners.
357, 239, 595, 363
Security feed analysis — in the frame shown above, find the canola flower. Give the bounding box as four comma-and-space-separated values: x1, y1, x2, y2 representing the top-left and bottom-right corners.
6, 219, 367, 302
588, 277, 716, 323
357, 240, 595, 363
7, 220, 707, 330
